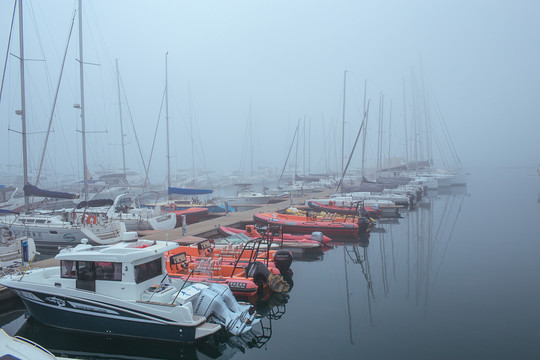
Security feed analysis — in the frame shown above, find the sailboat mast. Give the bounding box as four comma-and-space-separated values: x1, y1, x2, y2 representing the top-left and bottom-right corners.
78, 0, 88, 200
249, 97, 253, 177
165, 52, 171, 199
341, 70, 347, 177
17, 0, 29, 211
402, 79, 410, 172
361, 80, 368, 181
115, 59, 127, 177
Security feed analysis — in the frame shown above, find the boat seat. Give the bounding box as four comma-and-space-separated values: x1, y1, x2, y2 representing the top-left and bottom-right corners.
211, 257, 223, 271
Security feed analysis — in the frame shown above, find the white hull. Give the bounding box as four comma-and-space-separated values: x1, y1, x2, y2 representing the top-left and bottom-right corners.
4, 213, 126, 247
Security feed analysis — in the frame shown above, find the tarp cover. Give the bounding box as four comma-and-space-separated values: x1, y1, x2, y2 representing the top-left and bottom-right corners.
76, 199, 114, 209
23, 184, 79, 199
168, 187, 213, 195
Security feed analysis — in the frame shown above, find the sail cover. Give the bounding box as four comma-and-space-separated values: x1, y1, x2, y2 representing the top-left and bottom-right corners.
23, 184, 79, 199
76, 199, 114, 209
168, 187, 213, 195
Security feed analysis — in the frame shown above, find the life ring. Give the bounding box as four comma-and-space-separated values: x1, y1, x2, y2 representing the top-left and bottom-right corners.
168, 203, 177, 212
86, 214, 97, 225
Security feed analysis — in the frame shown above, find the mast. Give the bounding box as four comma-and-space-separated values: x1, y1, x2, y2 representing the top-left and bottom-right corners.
361, 80, 368, 181
17, 0, 29, 212
115, 59, 126, 177
341, 70, 347, 177
249, 97, 253, 177
165, 52, 171, 199
402, 79, 410, 172
78, 0, 88, 200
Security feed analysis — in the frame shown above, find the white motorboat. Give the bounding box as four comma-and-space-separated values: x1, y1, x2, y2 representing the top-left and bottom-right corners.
0, 329, 75, 360
0, 232, 257, 343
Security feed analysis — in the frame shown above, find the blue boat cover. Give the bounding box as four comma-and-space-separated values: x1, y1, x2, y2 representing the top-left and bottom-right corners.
168, 187, 213, 195
23, 184, 79, 199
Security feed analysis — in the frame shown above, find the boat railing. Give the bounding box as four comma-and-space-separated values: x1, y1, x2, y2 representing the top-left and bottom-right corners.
229, 238, 272, 277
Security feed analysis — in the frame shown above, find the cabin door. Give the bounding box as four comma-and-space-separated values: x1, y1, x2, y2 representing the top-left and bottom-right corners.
76, 261, 96, 291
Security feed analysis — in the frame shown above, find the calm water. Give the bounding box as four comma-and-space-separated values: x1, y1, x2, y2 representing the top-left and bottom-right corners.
2, 166, 539, 359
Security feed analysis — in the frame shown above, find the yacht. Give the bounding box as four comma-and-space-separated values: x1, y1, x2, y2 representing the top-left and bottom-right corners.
0, 232, 258, 342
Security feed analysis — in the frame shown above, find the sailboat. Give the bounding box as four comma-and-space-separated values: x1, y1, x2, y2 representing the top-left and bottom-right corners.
3, 0, 126, 248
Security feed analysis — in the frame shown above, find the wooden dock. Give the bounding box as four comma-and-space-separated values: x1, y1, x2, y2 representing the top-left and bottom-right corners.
0, 189, 333, 302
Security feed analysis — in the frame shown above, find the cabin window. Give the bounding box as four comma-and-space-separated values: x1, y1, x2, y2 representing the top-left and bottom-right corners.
60, 260, 76, 278
134, 258, 162, 284
118, 197, 131, 207
77, 261, 95, 281
35, 219, 46, 224
95, 261, 122, 281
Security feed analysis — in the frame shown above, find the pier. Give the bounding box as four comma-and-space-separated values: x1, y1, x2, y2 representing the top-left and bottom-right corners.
0, 189, 332, 300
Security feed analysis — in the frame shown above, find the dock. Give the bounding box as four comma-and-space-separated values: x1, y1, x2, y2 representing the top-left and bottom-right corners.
0, 189, 333, 301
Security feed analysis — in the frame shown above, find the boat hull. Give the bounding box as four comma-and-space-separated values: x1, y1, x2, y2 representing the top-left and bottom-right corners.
253, 213, 369, 237
12, 287, 202, 343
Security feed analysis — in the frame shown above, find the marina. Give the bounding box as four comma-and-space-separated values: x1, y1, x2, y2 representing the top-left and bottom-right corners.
0, 167, 539, 359
1, 0, 539, 358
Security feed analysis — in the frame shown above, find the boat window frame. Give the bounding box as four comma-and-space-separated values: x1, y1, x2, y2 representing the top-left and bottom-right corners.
95, 261, 122, 281
134, 258, 162, 284
60, 260, 77, 278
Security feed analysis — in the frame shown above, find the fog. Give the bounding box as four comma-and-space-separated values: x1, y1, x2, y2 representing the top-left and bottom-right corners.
1, 0, 539, 188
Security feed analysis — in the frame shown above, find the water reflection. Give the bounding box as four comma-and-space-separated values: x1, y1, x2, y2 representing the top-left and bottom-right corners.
327, 185, 467, 345
13, 298, 287, 360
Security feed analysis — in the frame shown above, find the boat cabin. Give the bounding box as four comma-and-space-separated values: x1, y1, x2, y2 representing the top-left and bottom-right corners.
55, 233, 178, 298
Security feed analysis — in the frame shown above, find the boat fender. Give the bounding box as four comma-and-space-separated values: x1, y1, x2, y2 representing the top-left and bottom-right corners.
310, 231, 324, 243
273, 249, 293, 274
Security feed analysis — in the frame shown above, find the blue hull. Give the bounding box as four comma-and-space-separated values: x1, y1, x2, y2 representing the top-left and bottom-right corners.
17, 289, 198, 343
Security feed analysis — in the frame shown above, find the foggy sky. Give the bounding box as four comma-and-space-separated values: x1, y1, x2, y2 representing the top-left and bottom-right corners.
1, 0, 539, 186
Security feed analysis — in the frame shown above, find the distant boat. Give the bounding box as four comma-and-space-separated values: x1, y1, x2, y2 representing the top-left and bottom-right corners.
253, 212, 373, 237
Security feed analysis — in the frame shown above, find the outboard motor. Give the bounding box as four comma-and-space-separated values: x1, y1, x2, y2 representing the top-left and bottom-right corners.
273, 249, 293, 275
310, 231, 324, 244
174, 283, 258, 336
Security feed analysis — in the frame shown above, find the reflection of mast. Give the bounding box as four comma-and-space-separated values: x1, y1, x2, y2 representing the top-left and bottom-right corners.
379, 230, 389, 296
430, 194, 465, 301
345, 244, 375, 329
343, 247, 354, 345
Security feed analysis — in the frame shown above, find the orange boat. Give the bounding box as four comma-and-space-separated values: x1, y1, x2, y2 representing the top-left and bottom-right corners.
217, 225, 331, 249
253, 211, 373, 237
307, 201, 382, 218
166, 239, 293, 302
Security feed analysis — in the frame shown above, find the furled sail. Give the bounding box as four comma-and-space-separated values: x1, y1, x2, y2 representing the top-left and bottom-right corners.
23, 184, 79, 199
168, 187, 213, 195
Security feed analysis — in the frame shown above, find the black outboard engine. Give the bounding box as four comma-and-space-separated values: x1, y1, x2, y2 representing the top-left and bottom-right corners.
273, 249, 293, 275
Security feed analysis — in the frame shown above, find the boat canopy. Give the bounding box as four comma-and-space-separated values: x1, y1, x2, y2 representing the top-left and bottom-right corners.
76, 199, 114, 209
23, 184, 79, 199
168, 187, 213, 195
